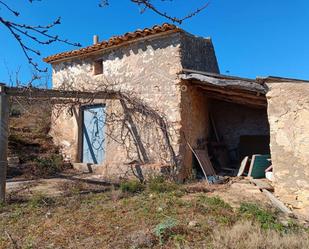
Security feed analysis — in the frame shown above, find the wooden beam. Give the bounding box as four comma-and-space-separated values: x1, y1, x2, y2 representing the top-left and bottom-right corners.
180, 72, 267, 94
5, 86, 117, 99
262, 189, 293, 215
250, 178, 274, 192
196, 84, 265, 101
0, 84, 9, 203
199, 88, 267, 108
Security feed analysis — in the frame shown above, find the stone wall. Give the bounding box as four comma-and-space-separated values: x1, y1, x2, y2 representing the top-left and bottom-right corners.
51, 106, 80, 162
266, 83, 309, 218
180, 33, 220, 73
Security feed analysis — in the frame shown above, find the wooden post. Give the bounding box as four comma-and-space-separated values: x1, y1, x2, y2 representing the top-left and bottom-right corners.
0, 84, 9, 203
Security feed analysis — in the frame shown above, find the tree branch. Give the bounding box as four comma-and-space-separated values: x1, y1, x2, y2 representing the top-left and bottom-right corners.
0, 1, 81, 72
100, 0, 209, 24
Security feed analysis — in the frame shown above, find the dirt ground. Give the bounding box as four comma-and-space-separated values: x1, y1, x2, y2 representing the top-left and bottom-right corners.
6, 175, 271, 209
6, 172, 112, 201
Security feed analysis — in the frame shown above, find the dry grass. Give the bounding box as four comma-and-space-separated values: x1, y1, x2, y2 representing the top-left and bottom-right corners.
212, 221, 309, 249
0, 184, 308, 249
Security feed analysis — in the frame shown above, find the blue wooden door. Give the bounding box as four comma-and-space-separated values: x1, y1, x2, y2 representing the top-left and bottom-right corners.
82, 105, 106, 164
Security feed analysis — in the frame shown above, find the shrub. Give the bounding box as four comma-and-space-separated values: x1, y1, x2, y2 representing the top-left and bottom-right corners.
239, 203, 283, 231
29, 192, 54, 208
154, 217, 179, 244
34, 154, 64, 176
147, 176, 179, 193
199, 196, 232, 210
120, 180, 145, 194
196, 195, 235, 224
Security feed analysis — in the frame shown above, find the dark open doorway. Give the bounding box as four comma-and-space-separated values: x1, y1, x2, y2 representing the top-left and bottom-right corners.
207, 99, 270, 176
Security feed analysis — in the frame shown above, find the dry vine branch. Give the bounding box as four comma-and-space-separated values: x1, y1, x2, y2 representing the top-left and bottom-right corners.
100, 0, 209, 24
0, 0, 81, 73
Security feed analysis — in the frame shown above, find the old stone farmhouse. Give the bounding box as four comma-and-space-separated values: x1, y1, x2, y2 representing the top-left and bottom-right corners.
44, 23, 309, 216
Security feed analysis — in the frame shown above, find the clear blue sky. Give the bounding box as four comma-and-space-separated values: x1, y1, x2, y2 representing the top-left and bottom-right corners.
1, 0, 309, 86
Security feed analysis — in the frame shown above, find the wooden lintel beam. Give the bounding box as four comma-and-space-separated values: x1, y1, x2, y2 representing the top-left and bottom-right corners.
200, 87, 267, 108
207, 95, 266, 109
5, 87, 117, 100
196, 84, 266, 101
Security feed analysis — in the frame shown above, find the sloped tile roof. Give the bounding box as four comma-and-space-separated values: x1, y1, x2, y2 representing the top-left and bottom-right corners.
43, 23, 181, 63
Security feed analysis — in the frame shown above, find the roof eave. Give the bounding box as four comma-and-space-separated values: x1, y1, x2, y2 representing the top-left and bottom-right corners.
43, 24, 183, 64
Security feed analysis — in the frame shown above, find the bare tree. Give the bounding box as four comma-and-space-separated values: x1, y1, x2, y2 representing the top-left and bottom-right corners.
0, 0, 81, 73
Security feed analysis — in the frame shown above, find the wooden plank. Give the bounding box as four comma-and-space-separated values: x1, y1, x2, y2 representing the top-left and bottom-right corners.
187, 142, 215, 184
248, 155, 255, 177
262, 189, 293, 215
187, 143, 209, 184
237, 156, 249, 177
250, 178, 274, 192
0, 84, 9, 203
195, 149, 216, 176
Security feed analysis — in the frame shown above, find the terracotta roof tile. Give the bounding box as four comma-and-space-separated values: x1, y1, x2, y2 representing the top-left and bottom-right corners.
43, 23, 180, 63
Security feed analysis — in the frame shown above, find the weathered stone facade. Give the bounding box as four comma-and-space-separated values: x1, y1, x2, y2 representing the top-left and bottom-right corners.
267, 82, 309, 218
50, 31, 219, 179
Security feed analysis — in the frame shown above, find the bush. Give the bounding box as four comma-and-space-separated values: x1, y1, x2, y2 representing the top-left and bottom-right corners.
199, 196, 232, 210
147, 176, 179, 193
29, 192, 54, 208
34, 154, 64, 176
196, 195, 235, 224
120, 180, 145, 194
239, 203, 283, 231
154, 217, 179, 244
